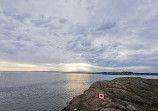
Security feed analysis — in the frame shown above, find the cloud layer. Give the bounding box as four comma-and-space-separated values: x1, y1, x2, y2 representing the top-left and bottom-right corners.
0, 0, 158, 72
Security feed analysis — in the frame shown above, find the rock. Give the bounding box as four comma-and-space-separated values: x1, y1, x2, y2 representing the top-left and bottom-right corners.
101, 108, 121, 111
62, 77, 158, 111
127, 105, 137, 111
105, 102, 126, 110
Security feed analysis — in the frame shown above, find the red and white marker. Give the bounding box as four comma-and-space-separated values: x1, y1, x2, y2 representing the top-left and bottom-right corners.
97, 93, 106, 99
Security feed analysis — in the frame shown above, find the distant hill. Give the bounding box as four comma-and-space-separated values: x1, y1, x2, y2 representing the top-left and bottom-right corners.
88, 72, 158, 75
64, 71, 158, 75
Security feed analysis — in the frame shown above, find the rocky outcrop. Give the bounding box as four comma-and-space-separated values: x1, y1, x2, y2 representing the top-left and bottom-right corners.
62, 77, 158, 111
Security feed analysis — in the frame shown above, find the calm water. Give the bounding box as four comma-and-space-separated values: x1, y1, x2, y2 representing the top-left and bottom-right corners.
0, 72, 158, 111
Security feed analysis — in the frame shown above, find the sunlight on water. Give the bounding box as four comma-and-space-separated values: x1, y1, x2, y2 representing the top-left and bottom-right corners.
65, 74, 90, 94
0, 72, 158, 111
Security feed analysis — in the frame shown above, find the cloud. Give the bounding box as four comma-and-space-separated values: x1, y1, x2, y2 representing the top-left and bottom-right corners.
0, 61, 150, 72
0, 0, 158, 72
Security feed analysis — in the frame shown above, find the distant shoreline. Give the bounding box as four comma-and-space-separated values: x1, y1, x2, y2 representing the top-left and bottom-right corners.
64, 71, 158, 75
88, 72, 158, 75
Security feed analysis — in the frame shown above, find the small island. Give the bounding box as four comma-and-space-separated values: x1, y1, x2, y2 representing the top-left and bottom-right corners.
62, 77, 158, 111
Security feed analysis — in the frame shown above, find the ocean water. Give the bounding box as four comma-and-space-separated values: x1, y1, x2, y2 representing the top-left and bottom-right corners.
0, 72, 158, 111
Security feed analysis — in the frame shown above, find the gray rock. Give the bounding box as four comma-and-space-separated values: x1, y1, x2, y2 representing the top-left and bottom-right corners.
63, 77, 158, 111
127, 105, 137, 111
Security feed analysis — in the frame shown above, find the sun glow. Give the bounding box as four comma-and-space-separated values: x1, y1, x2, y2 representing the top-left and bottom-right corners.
0, 60, 92, 72
0, 60, 151, 72
59, 63, 92, 72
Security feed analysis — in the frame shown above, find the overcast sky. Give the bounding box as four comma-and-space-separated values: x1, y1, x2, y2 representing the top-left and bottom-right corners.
0, 0, 158, 72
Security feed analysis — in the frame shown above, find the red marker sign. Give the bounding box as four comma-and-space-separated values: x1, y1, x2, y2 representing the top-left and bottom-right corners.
97, 93, 106, 99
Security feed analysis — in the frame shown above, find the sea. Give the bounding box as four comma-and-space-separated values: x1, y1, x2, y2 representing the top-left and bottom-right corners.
0, 72, 158, 111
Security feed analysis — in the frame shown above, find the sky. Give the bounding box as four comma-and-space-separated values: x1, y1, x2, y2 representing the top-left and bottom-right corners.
0, 0, 158, 72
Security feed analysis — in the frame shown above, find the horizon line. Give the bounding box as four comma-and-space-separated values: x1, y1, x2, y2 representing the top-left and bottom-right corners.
0, 71, 158, 73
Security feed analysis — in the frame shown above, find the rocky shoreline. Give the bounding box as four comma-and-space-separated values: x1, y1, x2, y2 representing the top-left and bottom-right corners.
62, 77, 158, 111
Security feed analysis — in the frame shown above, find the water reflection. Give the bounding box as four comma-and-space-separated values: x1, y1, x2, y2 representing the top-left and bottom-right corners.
1, 72, 158, 111
65, 73, 90, 96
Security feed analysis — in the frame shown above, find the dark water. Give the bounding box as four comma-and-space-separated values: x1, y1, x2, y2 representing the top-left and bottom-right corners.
0, 72, 158, 111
